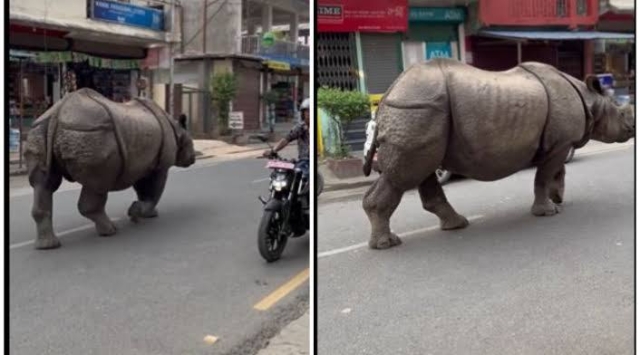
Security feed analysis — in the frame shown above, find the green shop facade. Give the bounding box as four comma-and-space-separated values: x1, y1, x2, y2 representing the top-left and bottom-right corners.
361, 7, 467, 96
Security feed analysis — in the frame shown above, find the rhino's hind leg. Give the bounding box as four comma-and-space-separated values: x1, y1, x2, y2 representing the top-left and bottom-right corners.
78, 188, 117, 236
129, 170, 168, 222
531, 149, 570, 216
363, 176, 404, 250
30, 170, 63, 250
418, 174, 469, 230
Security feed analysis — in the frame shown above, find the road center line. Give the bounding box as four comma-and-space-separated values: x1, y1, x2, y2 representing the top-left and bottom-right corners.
253, 268, 309, 311
318, 214, 484, 259
10, 217, 124, 250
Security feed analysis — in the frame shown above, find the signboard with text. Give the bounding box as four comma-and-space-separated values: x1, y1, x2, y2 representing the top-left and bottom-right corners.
426, 42, 452, 60
318, 0, 408, 33
409, 7, 466, 23
90, 0, 165, 31
229, 112, 244, 130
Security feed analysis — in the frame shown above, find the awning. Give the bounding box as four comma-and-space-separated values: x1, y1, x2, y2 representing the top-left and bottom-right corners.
607, 0, 634, 12
479, 30, 635, 41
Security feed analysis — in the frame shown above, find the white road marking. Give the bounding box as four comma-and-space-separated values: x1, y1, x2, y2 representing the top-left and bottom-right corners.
10, 217, 124, 250
251, 178, 270, 184
318, 214, 484, 259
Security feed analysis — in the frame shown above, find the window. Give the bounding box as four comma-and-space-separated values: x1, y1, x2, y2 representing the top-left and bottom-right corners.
556, 0, 567, 17
576, 0, 587, 15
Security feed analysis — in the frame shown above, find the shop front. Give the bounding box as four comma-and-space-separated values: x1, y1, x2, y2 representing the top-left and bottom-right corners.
317, 0, 408, 94
402, 7, 466, 70
8, 50, 141, 133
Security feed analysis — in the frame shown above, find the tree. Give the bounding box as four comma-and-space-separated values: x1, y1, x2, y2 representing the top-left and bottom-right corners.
210, 72, 238, 136
317, 87, 370, 158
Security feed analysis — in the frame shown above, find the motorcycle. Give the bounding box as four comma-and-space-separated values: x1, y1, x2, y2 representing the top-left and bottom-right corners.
252, 135, 309, 262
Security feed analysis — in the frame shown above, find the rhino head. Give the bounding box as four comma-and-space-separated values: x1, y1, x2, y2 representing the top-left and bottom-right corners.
174, 122, 196, 167
585, 76, 635, 143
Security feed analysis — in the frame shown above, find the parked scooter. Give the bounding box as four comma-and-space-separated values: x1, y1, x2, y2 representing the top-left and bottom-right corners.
252, 135, 309, 262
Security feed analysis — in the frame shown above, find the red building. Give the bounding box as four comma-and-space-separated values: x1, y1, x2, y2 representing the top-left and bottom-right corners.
467, 0, 633, 82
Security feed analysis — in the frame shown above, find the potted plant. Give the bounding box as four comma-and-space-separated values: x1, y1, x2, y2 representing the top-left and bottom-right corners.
210, 72, 238, 137
317, 87, 370, 179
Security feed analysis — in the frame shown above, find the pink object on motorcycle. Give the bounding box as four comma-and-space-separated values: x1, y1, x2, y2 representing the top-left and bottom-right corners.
266, 161, 295, 170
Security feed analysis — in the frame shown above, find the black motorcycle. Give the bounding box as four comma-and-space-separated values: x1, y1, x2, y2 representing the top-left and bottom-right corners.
252, 135, 309, 262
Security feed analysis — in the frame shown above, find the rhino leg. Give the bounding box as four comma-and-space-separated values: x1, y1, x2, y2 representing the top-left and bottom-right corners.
418, 174, 469, 230
549, 166, 565, 204
362, 175, 404, 250
30, 169, 63, 250
128, 170, 168, 221
78, 188, 117, 236
531, 149, 570, 216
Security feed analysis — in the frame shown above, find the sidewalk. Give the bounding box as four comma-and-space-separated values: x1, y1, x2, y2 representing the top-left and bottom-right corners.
320, 139, 635, 192
256, 311, 309, 355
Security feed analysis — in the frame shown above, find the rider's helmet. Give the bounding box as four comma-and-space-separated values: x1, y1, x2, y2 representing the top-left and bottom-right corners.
300, 98, 310, 111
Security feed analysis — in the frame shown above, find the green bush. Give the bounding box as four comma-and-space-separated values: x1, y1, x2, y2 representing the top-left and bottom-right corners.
211, 72, 238, 136
317, 87, 370, 158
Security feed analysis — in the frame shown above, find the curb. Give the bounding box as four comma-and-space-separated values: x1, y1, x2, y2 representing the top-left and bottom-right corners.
323, 179, 374, 192
10, 169, 28, 177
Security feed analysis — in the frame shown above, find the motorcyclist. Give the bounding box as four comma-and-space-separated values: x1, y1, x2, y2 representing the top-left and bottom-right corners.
263, 98, 310, 189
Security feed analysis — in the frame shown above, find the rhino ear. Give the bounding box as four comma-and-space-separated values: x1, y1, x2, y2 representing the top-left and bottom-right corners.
585, 75, 604, 95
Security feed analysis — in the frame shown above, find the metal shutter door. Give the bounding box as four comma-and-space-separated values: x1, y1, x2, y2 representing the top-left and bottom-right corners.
233, 64, 261, 130
361, 33, 401, 95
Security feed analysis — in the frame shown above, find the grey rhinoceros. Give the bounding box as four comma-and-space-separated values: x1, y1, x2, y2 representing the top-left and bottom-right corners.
362, 58, 634, 250
24, 88, 196, 249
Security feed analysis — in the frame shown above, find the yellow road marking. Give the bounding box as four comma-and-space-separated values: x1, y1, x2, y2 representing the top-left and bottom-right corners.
254, 268, 309, 311
203, 335, 219, 345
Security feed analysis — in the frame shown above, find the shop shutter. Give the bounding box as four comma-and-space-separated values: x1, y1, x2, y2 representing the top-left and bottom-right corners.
360, 33, 402, 95
407, 24, 458, 43
233, 63, 261, 130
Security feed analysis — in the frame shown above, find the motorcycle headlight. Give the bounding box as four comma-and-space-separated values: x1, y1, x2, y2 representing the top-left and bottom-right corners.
271, 175, 289, 191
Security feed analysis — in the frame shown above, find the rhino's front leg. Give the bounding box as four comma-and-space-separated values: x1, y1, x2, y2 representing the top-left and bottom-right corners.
30, 169, 63, 249
78, 187, 117, 236
128, 170, 168, 222
418, 174, 469, 230
531, 149, 569, 216
549, 166, 565, 204
362, 175, 404, 250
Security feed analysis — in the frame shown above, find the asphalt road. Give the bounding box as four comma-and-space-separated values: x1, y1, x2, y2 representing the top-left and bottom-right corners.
9, 146, 309, 355
317, 146, 634, 355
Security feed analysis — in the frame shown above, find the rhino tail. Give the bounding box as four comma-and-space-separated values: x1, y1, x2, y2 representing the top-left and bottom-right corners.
362, 124, 378, 177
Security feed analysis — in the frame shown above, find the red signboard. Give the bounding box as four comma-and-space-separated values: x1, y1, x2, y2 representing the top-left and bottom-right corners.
317, 0, 408, 33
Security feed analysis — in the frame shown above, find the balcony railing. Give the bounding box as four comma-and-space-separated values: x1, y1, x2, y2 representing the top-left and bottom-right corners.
241, 35, 309, 67
479, 0, 599, 28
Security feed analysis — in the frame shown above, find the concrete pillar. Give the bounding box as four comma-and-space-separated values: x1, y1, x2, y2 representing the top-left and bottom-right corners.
457, 23, 466, 62
584, 40, 594, 77
289, 12, 299, 42
262, 4, 272, 33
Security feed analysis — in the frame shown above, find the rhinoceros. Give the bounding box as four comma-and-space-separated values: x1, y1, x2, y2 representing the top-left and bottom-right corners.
362, 58, 634, 250
24, 88, 196, 249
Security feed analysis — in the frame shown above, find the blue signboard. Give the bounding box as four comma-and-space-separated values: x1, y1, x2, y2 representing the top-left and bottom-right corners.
91, 0, 165, 31
426, 42, 452, 59
409, 7, 465, 23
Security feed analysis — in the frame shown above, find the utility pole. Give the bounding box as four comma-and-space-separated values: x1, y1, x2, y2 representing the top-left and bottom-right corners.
168, 0, 176, 118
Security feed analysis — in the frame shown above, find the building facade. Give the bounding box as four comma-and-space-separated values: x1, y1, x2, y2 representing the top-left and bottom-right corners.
145, 0, 310, 138
9, 0, 178, 130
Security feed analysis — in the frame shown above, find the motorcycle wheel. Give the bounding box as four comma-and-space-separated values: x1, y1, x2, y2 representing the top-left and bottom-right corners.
258, 209, 288, 262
